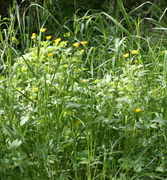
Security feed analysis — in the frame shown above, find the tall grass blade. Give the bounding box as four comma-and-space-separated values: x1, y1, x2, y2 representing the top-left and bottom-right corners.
101, 12, 131, 36
116, 0, 133, 31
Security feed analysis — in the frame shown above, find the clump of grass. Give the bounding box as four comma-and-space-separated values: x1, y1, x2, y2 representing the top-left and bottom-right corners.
0, 1, 167, 179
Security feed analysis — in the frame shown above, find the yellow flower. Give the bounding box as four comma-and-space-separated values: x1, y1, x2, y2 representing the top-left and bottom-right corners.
31, 35, 36, 40
31, 36, 36, 39
31, 33, 37, 39
80, 41, 88, 45
45, 36, 52, 40
40, 28, 47, 32
82, 79, 88, 83
73, 42, 80, 47
123, 53, 129, 58
54, 38, 61, 43
131, 50, 138, 55
47, 53, 53, 57
80, 49, 85, 53
135, 108, 142, 113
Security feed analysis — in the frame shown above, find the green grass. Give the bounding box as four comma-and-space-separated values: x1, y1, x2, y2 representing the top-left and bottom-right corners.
0, 1, 167, 179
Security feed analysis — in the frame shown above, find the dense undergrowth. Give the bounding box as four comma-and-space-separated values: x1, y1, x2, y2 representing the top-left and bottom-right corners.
0, 0, 167, 179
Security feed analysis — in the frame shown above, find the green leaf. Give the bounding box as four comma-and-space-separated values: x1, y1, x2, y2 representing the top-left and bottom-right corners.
8, 139, 22, 150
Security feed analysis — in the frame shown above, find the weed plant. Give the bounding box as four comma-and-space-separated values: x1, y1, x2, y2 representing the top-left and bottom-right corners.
0, 1, 167, 179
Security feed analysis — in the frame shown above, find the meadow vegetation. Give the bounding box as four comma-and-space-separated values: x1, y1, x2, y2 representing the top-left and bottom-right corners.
0, 0, 167, 179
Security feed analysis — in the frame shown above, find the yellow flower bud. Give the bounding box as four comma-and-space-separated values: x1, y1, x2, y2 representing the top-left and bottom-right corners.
47, 53, 53, 57
73, 42, 80, 47
31, 33, 37, 39
135, 108, 142, 112
54, 38, 61, 43
80, 49, 85, 53
123, 53, 129, 58
80, 41, 88, 45
82, 79, 88, 83
131, 50, 138, 55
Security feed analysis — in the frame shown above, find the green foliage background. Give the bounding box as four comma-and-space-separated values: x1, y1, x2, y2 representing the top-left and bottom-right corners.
0, 0, 167, 179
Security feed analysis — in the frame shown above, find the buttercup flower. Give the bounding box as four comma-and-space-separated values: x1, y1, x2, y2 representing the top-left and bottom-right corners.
80, 41, 88, 45
131, 50, 138, 55
31, 36, 36, 40
123, 53, 129, 58
31, 33, 37, 39
40, 28, 47, 32
82, 79, 88, 83
54, 38, 61, 43
47, 53, 53, 57
80, 49, 85, 53
45, 36, 52, 40
73, 42, 80, 47
135, 108, 142, 112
